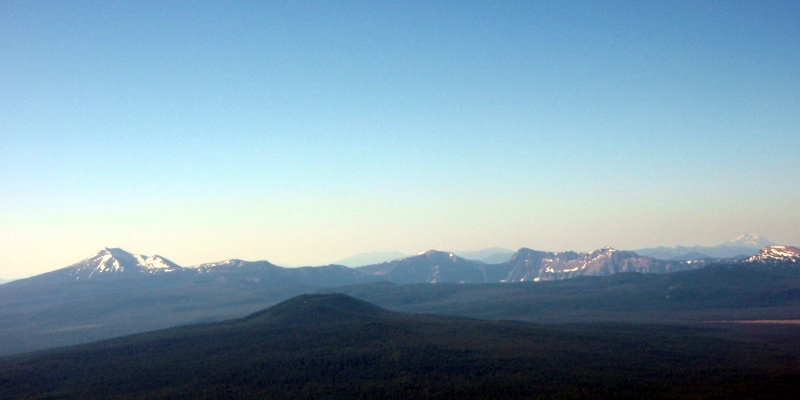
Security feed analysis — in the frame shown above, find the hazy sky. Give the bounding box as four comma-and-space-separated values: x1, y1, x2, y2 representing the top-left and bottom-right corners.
2, 1, 799, 278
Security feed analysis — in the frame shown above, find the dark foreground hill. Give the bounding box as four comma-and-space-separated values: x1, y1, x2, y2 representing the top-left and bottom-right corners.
1, 294, 799, 400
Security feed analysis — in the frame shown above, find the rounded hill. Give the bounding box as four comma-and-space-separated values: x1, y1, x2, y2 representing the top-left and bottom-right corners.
243, 293, 390, 325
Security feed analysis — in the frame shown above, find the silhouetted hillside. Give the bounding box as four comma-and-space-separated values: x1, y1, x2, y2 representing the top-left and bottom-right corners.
244, 293, 389, 324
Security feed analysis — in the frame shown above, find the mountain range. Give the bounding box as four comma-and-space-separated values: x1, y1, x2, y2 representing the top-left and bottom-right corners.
17, 240, 800, 288
25, 246, 706, 286
331, 234, 774, 267
1, 241, 798, 356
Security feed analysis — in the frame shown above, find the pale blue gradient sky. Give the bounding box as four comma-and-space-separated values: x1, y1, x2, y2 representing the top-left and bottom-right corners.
2, 1, 799, 277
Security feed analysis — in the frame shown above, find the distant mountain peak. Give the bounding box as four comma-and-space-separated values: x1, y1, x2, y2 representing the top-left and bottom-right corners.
412, 250, 457, 259
724, 233, 775, 248
505, 247, 683, 282
60, 248, 183, 279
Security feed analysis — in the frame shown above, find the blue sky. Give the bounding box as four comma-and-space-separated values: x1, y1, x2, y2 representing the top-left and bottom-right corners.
2, 1, 799, 277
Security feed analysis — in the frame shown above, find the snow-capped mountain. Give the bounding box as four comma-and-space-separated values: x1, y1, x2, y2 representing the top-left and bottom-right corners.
353, 247, 706, 283
744, 246, 800, 264
54, 248, 183, 280
18, 248, 363, 286
504, 247, 696, 282
725, 233, 776, 248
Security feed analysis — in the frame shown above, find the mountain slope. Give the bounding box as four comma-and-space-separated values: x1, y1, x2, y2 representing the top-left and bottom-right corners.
454, 247, 515, 263
1, 294, 797, 399
745, 245, 800, 264
502, 247, 698, 281
354, 248, 703, 283
356, 250, 500, 284
333, 251, 410, 267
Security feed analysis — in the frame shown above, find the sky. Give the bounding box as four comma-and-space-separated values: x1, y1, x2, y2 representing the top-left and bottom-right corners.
1, 1, 799, 278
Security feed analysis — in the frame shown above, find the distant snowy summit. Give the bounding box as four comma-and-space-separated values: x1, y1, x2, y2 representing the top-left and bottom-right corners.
51, 248, 275, 280
744, 246, 800, 264
62, 248, 182, 279
725, 233, 776, 248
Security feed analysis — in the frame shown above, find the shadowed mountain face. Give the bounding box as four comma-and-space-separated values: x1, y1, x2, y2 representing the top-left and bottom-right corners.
1, 294, 798, 399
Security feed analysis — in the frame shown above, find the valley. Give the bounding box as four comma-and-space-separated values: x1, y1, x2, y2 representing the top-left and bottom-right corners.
0, 294, 798, 399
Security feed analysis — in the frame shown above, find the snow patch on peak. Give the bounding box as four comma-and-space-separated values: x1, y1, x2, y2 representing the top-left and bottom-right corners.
590, 247, 616, 256
192, 259, 247, 269
745, 246, 800, 263
65, 248, 183, 278
416, 250, 442, 257
140, 255, 178, 270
